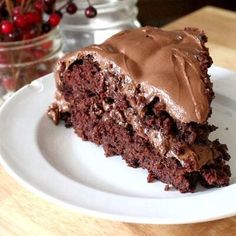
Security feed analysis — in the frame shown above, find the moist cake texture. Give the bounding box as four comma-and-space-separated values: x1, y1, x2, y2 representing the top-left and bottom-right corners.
48, 27, 231, 193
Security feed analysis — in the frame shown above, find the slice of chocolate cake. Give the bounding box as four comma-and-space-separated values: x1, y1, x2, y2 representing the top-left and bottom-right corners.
48, 27, 231, 193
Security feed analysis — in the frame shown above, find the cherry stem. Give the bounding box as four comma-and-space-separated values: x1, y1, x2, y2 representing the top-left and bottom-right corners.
4, 0, 14, 20
20, 0, 26, 14
24, 0, 34, 13
87, 0, 91, 6
0, 0, 4, 7
57, 0, 73, 12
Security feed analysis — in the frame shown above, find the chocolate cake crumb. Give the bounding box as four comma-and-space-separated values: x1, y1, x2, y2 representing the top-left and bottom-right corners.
47, 104, 60, 125
164, 184, 171, 191
147, 173, 156, 183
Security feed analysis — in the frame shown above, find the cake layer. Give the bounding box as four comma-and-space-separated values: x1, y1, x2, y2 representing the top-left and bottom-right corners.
72, 114, 230, 193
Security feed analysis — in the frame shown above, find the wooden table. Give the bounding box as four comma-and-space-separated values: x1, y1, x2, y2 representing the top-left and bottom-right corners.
164, 6, 236, 72
1, 6, 236, 236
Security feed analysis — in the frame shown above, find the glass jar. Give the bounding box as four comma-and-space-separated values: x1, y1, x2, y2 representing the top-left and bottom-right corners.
0, 28, 63, 105
61, 0, 141, 52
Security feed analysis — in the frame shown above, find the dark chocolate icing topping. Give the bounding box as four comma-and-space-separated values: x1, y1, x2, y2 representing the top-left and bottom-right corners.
56, 26, 210, 123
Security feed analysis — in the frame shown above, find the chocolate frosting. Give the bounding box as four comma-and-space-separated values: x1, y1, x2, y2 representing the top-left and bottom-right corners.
72, 26, 209, 123
53, 27, 215, 168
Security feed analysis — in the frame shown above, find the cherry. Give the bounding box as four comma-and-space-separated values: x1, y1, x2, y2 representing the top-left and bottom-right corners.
34, 0, 44, 12
43, 4, 53, 14
0, 54, 7, 63
42, 41, 53, 49
0, 0, 97, 43
1, 20, 14, 34
85, 5, 97, 18
25, 12, 41, 25
49, 13, 61, 27
6, 30, 21, 41
55, 10, 63, 18
33, 49, 46, 59
32, 12, 42, 24
13, 14, 28, 29
44, 0, 56, 7
2, 77, 15, 91
13, 6, 21, 16
66, 2, 78, 14
22, 28, 38, 40
42, 22, 51, 33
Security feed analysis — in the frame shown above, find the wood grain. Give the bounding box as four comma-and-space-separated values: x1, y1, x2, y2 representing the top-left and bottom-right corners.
137, 0, 236, 27
0, 6, 236, 236
1, 165, 236, 236
163, 6, 236, 71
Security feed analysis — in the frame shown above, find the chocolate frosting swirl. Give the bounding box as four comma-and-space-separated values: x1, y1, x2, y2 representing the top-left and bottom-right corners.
56, 26, 210, 123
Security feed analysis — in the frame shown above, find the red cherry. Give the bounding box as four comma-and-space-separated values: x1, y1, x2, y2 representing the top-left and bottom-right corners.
44, 0, 55, 6
33, 49, 46, 59
34, 0, 43, 12
25, 12, 35, 24
25, 12, 41, 25
66, 3, 78, 14
33, 12, 41, 24
85, 6, 97, 18
42, 22, 51, 33
0, 54, 7, 64
42, 41, 52, 49
22, 28, 38, 40
1, 20, 14, 34
2, 77, 15, 91
49, 13, 61, 27
13, 6, 21, 16
6, 30, 21, 41
55, 10, 63, 18
43, 4, 53, 14
13, 14, 28, 28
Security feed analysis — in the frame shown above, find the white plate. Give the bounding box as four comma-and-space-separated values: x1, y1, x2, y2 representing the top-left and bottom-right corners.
0, 66, 235, 224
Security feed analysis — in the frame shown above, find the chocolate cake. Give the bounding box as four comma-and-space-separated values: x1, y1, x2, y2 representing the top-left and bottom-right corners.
48, 27, 231, 193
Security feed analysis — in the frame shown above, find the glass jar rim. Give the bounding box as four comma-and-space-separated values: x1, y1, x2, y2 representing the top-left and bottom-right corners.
71, 0, 137, 9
